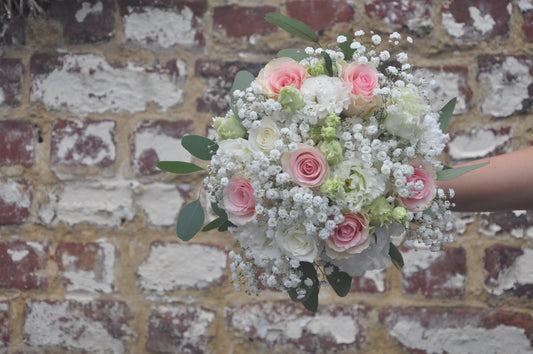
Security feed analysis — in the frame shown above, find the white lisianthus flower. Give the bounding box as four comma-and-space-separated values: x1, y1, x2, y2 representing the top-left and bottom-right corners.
275, 225, 321, 262
300, 76, 352, 119
248, 117, 280, 153
235, 224, 282, 265
217, 138, 253, 163
384, 87, 429, 140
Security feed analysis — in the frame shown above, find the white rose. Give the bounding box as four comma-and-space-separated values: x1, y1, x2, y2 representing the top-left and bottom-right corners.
218, 138, 253, 162
384, 87, 429, 140
275, 225, 320, 262
248, 117, 280, 153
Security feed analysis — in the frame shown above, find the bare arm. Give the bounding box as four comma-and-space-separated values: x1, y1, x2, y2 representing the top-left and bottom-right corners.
437, 147, 533, 212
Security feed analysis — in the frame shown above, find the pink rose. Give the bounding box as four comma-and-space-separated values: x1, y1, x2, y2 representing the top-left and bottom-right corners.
341, 62, 381, 117
281, 145, 328, 188
326, 213, 371, 259
399, 162, 437, 212
223, 177, 256, 225
257, 57, 308, 99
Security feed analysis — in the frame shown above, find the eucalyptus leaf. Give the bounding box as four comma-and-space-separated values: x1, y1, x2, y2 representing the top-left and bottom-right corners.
230, 71, 255, 119
299, 262, 319, 312
436, 161, 489, 181
202, 216, 226, 232
277, 48, 309, 61
211, 202, 228, 218
323, 52, 333, 76
218, 219, 235, 232
325, 263, 352, 297
182, 135, 218, 160
156, 161, 204, 174
438, 97, 456, 132
338, 33, 355, 60
177, 198, 204, 241
389, 242, 404, 270
264, 13, 318, 43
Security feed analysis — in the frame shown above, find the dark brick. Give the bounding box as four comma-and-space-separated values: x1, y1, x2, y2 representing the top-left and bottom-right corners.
0, 120, 35, 167
0, 18, 26, 45
0, 58, 24, 107
213, 5, 278, 38
485, 244, 533, 297
365, 0, 432, 35
0, 241, 49, 289
287, 0, 354, 32
0, 179, 32, 225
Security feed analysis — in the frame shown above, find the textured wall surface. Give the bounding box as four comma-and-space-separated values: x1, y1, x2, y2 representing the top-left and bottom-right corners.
0, 0, 532, 353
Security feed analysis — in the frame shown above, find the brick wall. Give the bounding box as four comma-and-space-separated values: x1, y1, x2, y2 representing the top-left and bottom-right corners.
0, 0, 532, 352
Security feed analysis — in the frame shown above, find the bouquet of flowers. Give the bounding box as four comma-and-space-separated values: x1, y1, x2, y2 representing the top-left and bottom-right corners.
158, 14, 485, 311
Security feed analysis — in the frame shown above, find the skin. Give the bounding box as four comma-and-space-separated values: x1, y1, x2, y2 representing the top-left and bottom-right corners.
437, 146, 533, 212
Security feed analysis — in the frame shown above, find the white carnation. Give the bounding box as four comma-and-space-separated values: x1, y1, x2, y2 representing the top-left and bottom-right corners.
300, 76, 352, 119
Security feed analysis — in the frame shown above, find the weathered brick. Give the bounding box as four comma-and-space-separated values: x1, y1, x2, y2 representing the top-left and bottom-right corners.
56, 241, 116, 295
350, 269, 389, 293
0, 18, 26, 45
136, 242, 227, 292
477, 55, 533, 117
401, 247, 467, 298
40, 179, 135, 227
49, 0, 115, 44
0, 120, 35, 167
523, 11, 533, 42
442, 0, 512, 42
414, 66, 472, 115
0, 58, 24, 107
447, 127, 512, 163
484, 244, 533, 297
0, 241, 49, 289
479, 210, 533, 238
30, 53, 186, 117
213, 5, 277, 38
225, 302, 370, 352
23, 300, 133, 352
146, 305, 216, 353
287, 0, 354, 32
130, 120, 194, 175
380, 307, 533, 353
195, 60, 265, 115
51, 119, 116, 167
365, 0, 432, 35
120, 0, 206, 48
138, 183, 191, 227
0, 302, 9, 348
0, 179, 32, 225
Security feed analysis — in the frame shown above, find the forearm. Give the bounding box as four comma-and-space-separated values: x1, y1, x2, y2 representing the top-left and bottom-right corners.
437, 147, 533, 212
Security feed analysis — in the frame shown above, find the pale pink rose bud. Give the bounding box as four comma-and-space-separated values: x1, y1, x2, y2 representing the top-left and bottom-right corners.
281, 145, 328, 188
257, 57, 308, 99
399, 162, 437, 212
341, 62, 381, 117
326, 213, 371, 259
223, 176, 256, 225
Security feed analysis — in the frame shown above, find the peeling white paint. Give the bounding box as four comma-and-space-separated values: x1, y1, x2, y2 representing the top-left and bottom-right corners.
31, 54, 185, 117
0, 180, 31, 208
480, 56, 533, 117
469, 7, 495, 35
362, 268, 386, 292
138, 183, 184, 226
388, 320, 531, 354
442, 12, 465, 38
478, 219, 503, 236
518, 0, 533, 12
448, 129, 511, 160
153, 306, 215, 342
123, 7, 200, 48
137, 243, 227, 291
133, 127, 192, 170
484, 248, 533, 295
7, 249, 29, 262
75, 1, 103, 23
401, 249, 441, 277
414, 69, 468, 115
442, 273, 465, 289
0, 303, 7, 311
306, 314, 357, 344
0, 87, 4, 105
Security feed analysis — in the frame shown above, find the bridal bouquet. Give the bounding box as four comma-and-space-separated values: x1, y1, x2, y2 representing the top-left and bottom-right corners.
158, 14, 485, 311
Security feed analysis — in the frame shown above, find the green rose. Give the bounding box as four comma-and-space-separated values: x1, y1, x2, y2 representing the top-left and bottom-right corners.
213, 114, 246, 140
319, 140, 343, 164
320, 175, 343, 198
366, 196, 393, 226
278, 85, 304, 113
321, 126, 337, 141
324, 112, 341, 128
308, 59, 328, 77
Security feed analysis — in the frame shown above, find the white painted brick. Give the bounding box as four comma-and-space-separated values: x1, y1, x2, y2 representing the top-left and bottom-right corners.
447, 128, 511, 161
485, 248, 533, 296
138, 183, 189, 227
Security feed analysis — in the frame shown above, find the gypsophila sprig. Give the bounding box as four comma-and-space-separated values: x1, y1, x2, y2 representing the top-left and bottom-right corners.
158, 13, 477, 312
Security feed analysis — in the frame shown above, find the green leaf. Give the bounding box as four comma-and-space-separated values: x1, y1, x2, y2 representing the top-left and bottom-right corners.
325, 263, 352, 297
338, 33, 355, 60
230, 71, 255, 119
157, 161, 204, 174
389, 242, 404, 270
323, 52, 333, 76
264, 13, 318, 43
218, 219, 235, 232
436, 161, 489, 181
288, 262, 319, 312
211, 202, 228, 218
202, 216, 226, 232
177, 198, 204, 241
438, 97, 456, 132
277, 48, 309, 61
181, 135, 218, 161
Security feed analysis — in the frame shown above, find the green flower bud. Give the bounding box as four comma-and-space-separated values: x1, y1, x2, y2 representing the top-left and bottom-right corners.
367, 196, 393, 226
321, 126, 337, 141
308, 59, 328, 77
392, 206, 409, 223
320, 175, 343, 198
213, 113, 246, 140
278, 85, 304, 113
324, 112, 341, 128
309, 126, 322, 143
319, 140, 343, 164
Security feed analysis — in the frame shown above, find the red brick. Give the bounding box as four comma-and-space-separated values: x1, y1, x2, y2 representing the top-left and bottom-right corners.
195, 60, 265, 115
225, 302, 370, 352
0, 179, 32, 225
0, 18, 26, 45
442, 0, 512, 41
484, 244, 533, 297
365, 0, 432, 34
51, 119, 116, 167
0, 302, 10, 348
213, 5, 278, 38
0, 58, 24, 107
350, 269, 390, 293
23, 300, 133, 352
479, 210, 533, 237
380, 307, 533, 352
0, 120, 35, 167
0, 241, 49, 289
49, 0, 115, 44
287, 0, 354, 32
130, 120, 194, 175
401, 247, 467, 298
523, 11, 533, 41
56, 241, 116, 294
146, 305, 216, 353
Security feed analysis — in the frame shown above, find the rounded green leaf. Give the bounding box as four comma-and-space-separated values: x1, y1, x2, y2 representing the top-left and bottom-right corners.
277, 48, 309, 61
177, 198, 204, 241
325, 264, 352, 297
264, 13, 318, 43
438, 97, 456, 132
181, 135, 218, 160
389, 242, 404, 270
436, 162, 489, 181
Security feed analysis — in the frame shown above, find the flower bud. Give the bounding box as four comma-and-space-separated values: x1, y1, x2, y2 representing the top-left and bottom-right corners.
320, 140, 343, 164
392, 206, 409, 223
278, 84, 304, 113
367, 196, 393, 226
213, 114, 246, 140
